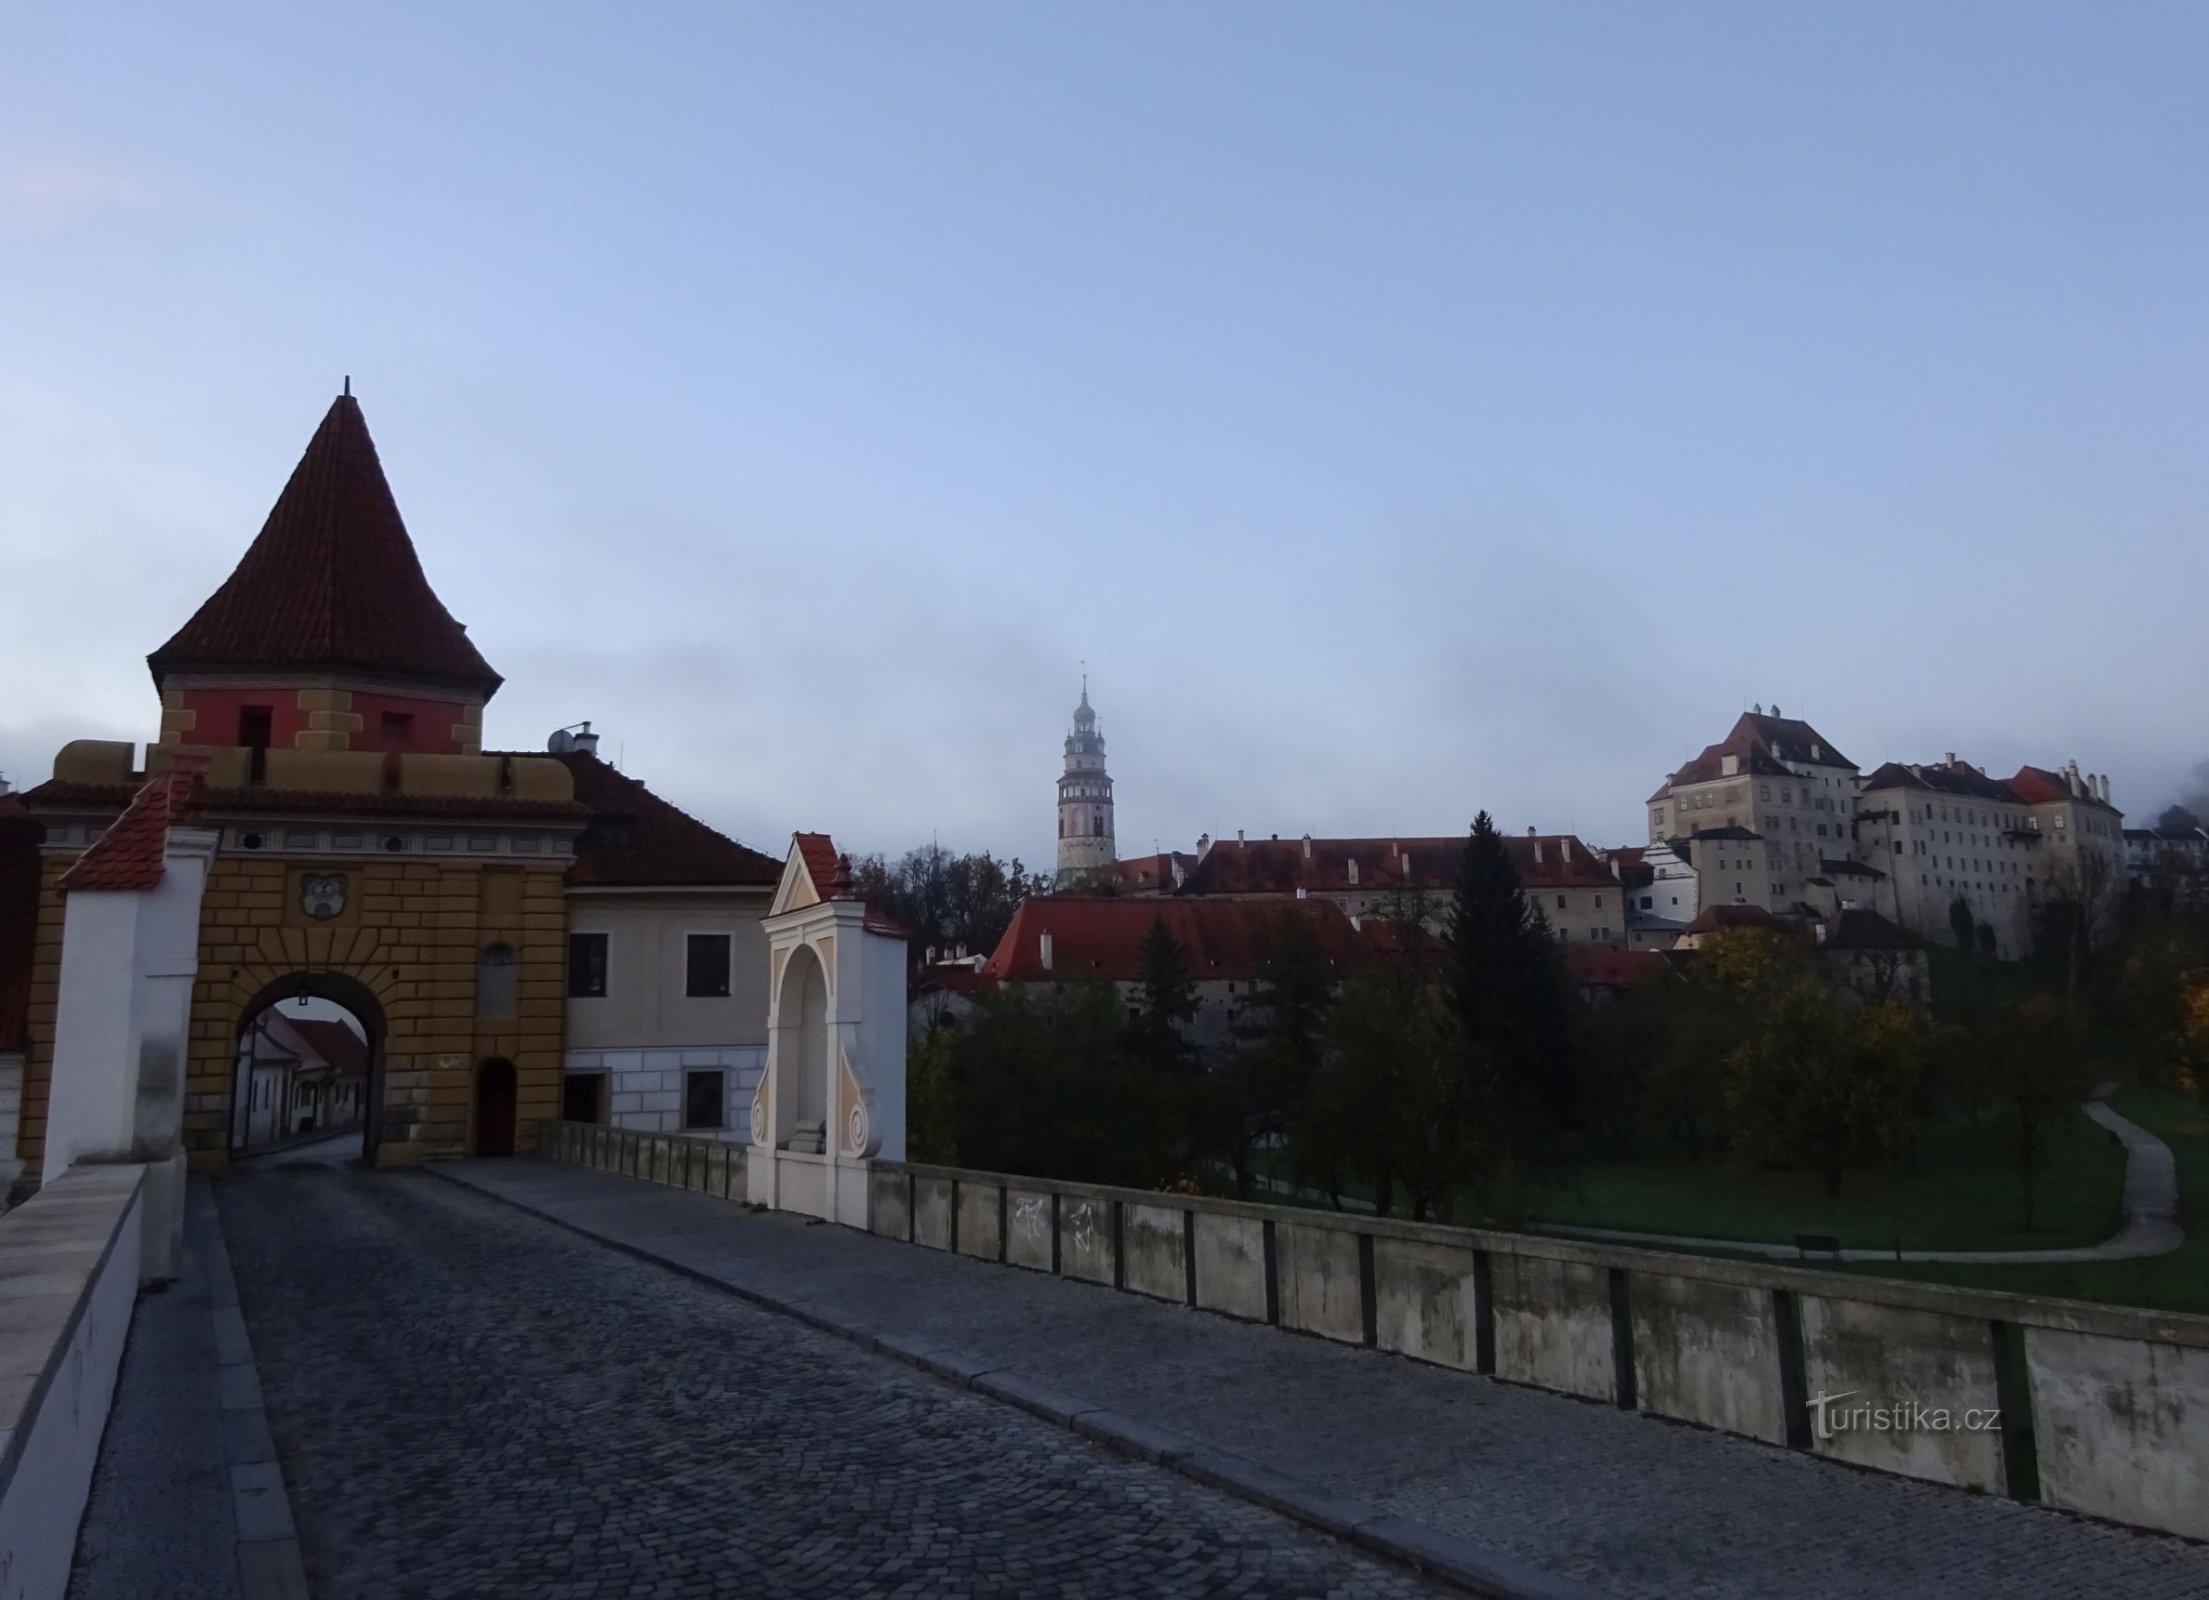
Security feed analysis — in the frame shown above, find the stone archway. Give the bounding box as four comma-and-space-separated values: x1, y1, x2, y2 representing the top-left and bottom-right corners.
773, 944, 829, 1148
231, 970, 388, 1161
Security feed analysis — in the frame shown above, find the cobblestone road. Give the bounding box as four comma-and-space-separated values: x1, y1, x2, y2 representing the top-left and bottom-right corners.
446, 1160, 2209, 1600
217, 1164, 1450, 1600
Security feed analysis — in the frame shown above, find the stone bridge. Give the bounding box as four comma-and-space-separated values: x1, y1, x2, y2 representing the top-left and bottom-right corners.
8, 1136, 2209, 1600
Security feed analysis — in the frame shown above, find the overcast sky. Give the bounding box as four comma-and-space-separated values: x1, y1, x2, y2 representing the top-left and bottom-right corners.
4, 4, 2205, 867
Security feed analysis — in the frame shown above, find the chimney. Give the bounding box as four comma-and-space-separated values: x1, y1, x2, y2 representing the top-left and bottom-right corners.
1561, 837, 1572, 861
1039, 931, 1054, 972
1533, 841, 1544, 866
1237, 828, 1246, 845
1526, 825, 1536, 837
1302, 833, 1312, 859
1945, 752, 1956, 766
571, 721, 599, 756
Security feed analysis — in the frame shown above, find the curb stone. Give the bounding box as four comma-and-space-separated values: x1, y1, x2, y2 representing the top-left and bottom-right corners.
429, 1164, 1619, 1600
197, 1182, 312, 1600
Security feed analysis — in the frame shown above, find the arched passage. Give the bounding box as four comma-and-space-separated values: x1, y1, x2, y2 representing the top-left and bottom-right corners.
773, 944, 830, 1148
231, 971, 387, 1163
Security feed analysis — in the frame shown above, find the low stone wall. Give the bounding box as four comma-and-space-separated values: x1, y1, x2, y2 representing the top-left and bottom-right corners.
0, 1162, 146, 1600
538, 1121, 747, 1203
857, 1158, 2209, 1543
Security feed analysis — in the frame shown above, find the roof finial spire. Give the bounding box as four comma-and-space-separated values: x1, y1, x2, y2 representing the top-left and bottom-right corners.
342, 374, 351, 397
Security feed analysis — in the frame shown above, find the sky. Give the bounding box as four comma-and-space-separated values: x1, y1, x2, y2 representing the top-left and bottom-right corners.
4, 4, 2207, 867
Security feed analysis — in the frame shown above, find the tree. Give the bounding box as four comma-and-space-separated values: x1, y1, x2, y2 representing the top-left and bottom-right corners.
1949, 895, 1976, 953
1982, 994, 2093, 1231
1215, 913, 1341, 1198
945, 981, 1168, 1187
1723, 978, 1926, 1198
1128, 917, 1199, 1071
1443, 811, 1578, 1214
850, 846, 1034, 965
1304, 883, 1454, 1216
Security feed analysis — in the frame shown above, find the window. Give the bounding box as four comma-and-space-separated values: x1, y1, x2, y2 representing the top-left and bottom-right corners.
381, 711, 415, 744
569, 932, 609, 997
240, 705, 273, 783
1555, 895, 1566, 909
563, 1073, 605, 1123
684, 1070, 726, 1130
686, 933, 732, 998
477, 943, 517, 1019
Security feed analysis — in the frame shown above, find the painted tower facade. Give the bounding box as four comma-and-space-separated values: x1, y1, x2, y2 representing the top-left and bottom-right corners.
1055, 682, 1115, 887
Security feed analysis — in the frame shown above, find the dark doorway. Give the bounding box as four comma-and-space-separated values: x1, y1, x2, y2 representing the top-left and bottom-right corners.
562, 1072, 605, 1124
476, 1058, 518, 1156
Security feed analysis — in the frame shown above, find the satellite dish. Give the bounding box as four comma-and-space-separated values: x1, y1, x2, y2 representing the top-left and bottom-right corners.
548, 729, 575, 753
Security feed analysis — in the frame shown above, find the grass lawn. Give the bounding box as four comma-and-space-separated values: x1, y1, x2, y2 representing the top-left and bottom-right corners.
1254, 1103, 2132, 1253
1535, 1107, 2127, 1252
1818, 1087, 2209, 1316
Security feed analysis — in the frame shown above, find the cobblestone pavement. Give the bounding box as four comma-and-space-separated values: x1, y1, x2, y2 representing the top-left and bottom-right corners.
216, 1164, 1451, 1600
445, 1160, 2209, 1600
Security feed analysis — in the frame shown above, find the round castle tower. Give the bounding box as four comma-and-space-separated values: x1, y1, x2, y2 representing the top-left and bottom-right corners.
1054, 680, 1115, 887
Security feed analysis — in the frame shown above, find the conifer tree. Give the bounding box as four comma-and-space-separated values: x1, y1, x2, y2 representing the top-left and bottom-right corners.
1443, 811, 1577, 1207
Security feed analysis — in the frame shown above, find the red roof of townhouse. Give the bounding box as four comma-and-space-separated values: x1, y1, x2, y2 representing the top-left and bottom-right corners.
1563, 945, 1668, 990
547, 750, 781, 888
983, 895, 1367, 984
1177, 833, 1617, 898
282, 1017, 371, 1074
147, 393, 502, 697
58, 765, 206, 893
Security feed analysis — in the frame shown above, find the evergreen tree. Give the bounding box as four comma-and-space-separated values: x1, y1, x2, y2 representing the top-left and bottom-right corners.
1949, 895, 1977, 953
1443, 811, 1577, 1208
1128, 917, 1199, 1075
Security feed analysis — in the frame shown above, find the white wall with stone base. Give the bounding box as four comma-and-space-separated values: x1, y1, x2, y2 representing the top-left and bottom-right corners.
564, 1045, 763, 1138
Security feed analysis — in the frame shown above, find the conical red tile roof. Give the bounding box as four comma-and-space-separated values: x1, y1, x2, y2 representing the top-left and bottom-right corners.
147, 393, 502, 695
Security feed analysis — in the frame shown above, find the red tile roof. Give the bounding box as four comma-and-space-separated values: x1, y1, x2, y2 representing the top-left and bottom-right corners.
0, 794, 41, 1053
1652, 712, 1854, 801
548, 751, 780, 887
1564, 945, 1667, 990
282, 1017, 370, 1074
1681, 903, 1790, 936
1177, 833, 1617, 897
147, 393, 502, 696
59, 765, 206, 892
983, 895, 1366, 984
1861, 758, 2121, 817
1108, 852, 1197, 893
783, 831, 904, 936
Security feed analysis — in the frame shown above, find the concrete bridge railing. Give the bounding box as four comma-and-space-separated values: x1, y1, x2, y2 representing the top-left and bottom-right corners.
540, 1121, 747, 1203
535, 1123, 2208, 1543
0, 1163, 146, 1600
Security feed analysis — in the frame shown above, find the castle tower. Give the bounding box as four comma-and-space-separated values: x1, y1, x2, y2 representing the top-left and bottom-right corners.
1055, 679, 1115, 887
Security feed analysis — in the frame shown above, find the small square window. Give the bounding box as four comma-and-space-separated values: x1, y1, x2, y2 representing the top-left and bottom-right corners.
381, 711, 415, 744
686, 934, 732, 998
684, 1070, 725, 1130
569, 933, 609, 998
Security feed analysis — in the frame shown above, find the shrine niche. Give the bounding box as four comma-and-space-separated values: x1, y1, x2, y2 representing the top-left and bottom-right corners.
747, 833, 907, 1226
